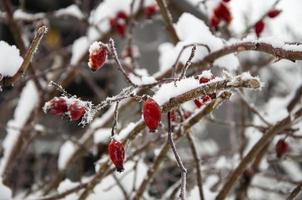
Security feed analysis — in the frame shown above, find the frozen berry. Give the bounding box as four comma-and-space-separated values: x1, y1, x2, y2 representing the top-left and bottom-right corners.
143, 98, 161, 132
68, 101, 86, 121
144, 5, 157, 19
116, 23, 126, 38
108, 139, 125, 172
267, 9, 282, 18
44, 97, 68, 115
276, 139, 289, 158
88, 42, 108, 71
254, 20, 265, 38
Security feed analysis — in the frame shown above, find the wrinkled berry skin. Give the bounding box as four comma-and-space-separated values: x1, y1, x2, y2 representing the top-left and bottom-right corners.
143, 98, 161, 132
88, 47, 107, 71
267, 9, 281, 18
68, 101, 86, 121
276, 139, 289, 158
45, 97, 68, 115
254, 20, 265, 38
108, 139, 125, 172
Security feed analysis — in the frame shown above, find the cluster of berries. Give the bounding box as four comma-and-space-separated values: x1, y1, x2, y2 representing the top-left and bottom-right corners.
254, 9, 281, 37
194, 75, 216, 108
109, 5, 158, 38
43, 96, 88, 122
210, 0, 232, 29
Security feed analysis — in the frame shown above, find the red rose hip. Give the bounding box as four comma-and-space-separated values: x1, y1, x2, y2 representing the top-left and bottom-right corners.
267, 9, 281, 18
44, 97, 68, 115
144, 5, 157, 19
108, 139, 125, 172
68, 101, 86, 121
88, 42, 108, 71
254, 20, 265, 38
143, 98, 161, 132
276, 139, 289, 158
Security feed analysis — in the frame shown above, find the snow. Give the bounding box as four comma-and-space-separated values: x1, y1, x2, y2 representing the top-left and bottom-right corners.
55, 5, 84, 20
13, 9, 45, 21
57, 179, 80, 200
87, 160, 148, 200
128, 73, 157, 86
115, 122, 138, 141
0, 41, 23, 77
58, 141, 77, 170
188, 175, 219, 200
70, 36, 90, 65
94, 128, 111, 144
0, 81, 39, 176
158, 13, 239, 72
0, 179, 12, 200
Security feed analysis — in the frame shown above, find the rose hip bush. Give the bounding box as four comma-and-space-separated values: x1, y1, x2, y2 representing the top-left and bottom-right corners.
0, 0, 302, 200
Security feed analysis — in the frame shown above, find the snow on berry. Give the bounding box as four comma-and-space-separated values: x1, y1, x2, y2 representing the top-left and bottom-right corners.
143, 98, 162, 132
276, 139, 289, 158
88, 41, 108, 71
267, 9, 282, 18
43, 95, 95, 126
254, 20, 265, 38
43, 97, 68, 115
68, 101, 86, 121
108, 139, 125, 172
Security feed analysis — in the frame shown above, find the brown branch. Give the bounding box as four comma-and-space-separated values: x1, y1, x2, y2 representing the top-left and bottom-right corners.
155, 0, 180, 44
287, 182, 302, 200
1, 26, 48, 87
216, 108, 302, 200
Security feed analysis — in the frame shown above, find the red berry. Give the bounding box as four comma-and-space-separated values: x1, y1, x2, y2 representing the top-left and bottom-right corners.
44, 97, 68, 115
194, 99, 203, 108
116, 23, 126, 38
144, 5, 157, 19
267, 9, 281, 18
183, 111, 191, 119
199, 77, 211, 84
254, 20, 265, 38
88, 42, 108, 71
276, 139, 289, 158
68, 101, 86, 121
218, 3, 232, 24
116, 11, 128, 20
222, 0, 231, 2
202, 95, 211, 103
109, 18, 117, 28
143, 98, 161, 132
169, 111, 176, 122
108, 139, 125, 172
209, 93, 217, 99
210, 15, 220, 29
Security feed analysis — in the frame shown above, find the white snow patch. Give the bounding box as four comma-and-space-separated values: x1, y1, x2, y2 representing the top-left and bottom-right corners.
94, 128, 111, 144
0, 81, 38, 176
0, 179, 12, 200
55, 4, 84, 20
0, 41, 23, 77
58, 141, 77, 170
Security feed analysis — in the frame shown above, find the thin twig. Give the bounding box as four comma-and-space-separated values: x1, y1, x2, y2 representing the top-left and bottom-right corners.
111, 102, 119, 137
178, 45, 197, 80
167, 112, 187, 200
287, 182, 302, 200
108, 38, 137, 86
186, 132, 205, 200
